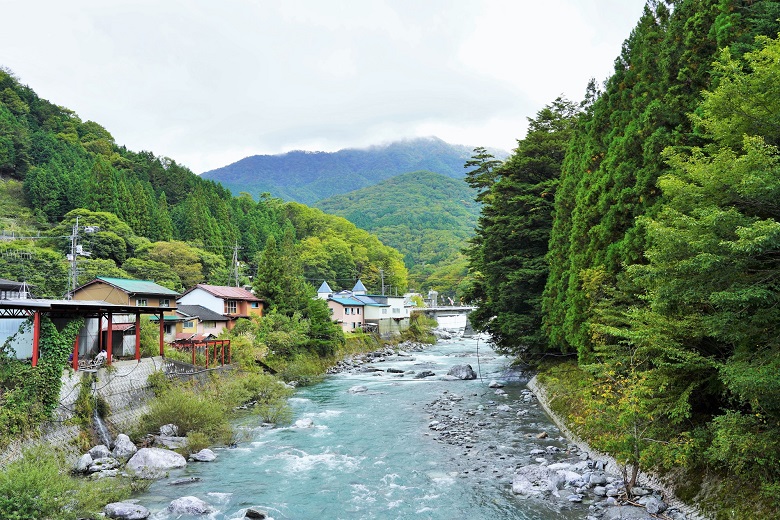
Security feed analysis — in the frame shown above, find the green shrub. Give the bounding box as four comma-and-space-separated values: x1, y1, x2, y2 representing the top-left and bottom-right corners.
146, 369, 171, 395
184, 431, 211, 456
137, 386, 232, 445
0, 446, 138, 520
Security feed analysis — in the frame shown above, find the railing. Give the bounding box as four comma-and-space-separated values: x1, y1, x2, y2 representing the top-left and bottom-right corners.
169, 339, 231, 368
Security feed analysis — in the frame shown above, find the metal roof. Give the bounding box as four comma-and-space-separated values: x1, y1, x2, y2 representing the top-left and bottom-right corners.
330, 297, 365, 306
316, 280, 333, 293
352, 279, 367, 293
0, 298, 171, 319
176, 305, 228, 322
353, 295, 388, 307
181, 284, 262, 301
88, 277, 181, 296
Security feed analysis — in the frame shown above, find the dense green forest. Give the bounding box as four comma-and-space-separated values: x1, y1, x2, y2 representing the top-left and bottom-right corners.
465, 0, 780, 516
201, 137, 506, 205
0, 66, 407, 302
315, 170, 479, 297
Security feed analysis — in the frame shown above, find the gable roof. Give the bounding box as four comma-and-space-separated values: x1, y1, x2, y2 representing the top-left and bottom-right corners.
182, 284, 262, 302
317, 280, 333, 293
352, 279, 367, 293
77, 277, 180, 296
176, 304, 228, 322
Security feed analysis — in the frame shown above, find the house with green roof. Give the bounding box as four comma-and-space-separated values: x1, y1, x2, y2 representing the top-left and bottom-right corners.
72, 276, 180, 310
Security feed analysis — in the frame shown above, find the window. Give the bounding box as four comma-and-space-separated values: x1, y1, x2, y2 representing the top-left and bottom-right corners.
203, 321, 216, 328
164, 324, 173, 334
159, 299, 170, 308
382, 308, 388, 315
184, 320, 195, 329
136, 298, 148, 307
225, 300, 237, 314
392, 308, 400, 314
251, 301, 260, 308
357, 308, 361, 315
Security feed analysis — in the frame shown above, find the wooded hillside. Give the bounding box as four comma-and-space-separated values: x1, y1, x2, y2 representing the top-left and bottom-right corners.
465, 0, 780, 516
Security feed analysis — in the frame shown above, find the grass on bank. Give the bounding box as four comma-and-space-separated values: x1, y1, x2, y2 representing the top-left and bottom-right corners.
536, 359, 779, 520
0, 446, 147, 520
135, 370, 294, 454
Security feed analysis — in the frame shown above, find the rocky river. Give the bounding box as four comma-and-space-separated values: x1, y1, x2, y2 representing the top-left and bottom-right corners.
108, 335, 691, 519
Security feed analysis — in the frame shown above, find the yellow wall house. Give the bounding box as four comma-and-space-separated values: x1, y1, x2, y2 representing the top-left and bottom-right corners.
72, 276, 180, 311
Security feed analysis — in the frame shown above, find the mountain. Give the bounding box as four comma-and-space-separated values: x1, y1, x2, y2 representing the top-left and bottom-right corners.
314, 170, 479, 295
200, 137, 508, 204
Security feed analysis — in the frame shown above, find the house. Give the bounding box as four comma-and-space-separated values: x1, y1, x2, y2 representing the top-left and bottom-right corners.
317, 279, 411, 335
71, 276, 180, 358
175, 304, 231, 338
71, 276, 180, 310
177, 284, 264, 330
326, 293, 365, 332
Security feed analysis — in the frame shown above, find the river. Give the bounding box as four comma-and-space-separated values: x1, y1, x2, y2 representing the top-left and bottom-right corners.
135, 336, 589, 519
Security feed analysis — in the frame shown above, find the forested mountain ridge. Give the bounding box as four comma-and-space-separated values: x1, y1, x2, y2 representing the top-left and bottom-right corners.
465, 0, 780, 516
314, 170, 479, 295
200, 137, 508, 204
0, 67, 408, 299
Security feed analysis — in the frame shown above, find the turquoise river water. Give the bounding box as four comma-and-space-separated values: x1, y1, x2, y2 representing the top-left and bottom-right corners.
136, 337, 588, 519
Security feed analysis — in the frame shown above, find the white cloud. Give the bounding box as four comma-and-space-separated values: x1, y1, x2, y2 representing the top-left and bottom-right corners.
0, 0, 646, 173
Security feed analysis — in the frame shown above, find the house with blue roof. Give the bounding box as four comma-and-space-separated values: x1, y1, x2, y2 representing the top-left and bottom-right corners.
316, 279, 411, 335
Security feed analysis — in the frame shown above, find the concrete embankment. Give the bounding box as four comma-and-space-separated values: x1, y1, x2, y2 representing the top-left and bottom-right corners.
1, 357, 165, 466
527, 375, 709, 520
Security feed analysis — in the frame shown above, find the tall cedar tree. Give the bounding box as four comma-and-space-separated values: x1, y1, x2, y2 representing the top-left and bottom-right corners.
465, 98, 578, 356
542, 0, 780, 361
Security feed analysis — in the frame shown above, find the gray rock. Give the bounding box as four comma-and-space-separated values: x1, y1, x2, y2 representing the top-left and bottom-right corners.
645, 497, 667, 514
159, 423, 179, 436
88, 457, 120, 473
155, 435, 188, 449
494, 388, 507, 396
496, 404, 511, 412
190, 448, 217, 462
168, 496, 212, 515
348, 385, 368, 394
488, 380, 504, 388
631, 486, 651, 496
512, 464, 558, 496
170, 477, 202, 485
245, 508, 268, 519
89, 444, 111, 459
415, 370, 436, 379
75, 453, 93, 473
447, 364, 477, 380
127, 448, 187, 479
90, 469, 120, 479
104, 501, 150, 519
602, 505, 654, 519
590, 473, 608, 485
593, 486, 607, 496
112, 434, 138, 460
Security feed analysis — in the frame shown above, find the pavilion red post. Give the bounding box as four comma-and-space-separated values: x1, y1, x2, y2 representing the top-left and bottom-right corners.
135, 312, 141, 362
72, 334, 79, 370
191, 343, 196, 366
31, 311, 40, 367
221, 340, 225, 366
98, 314, 103, 351
228, 341, 231, 364
159, 313, 165, 357
106, 312, 113, 366
205, 343, 209, 369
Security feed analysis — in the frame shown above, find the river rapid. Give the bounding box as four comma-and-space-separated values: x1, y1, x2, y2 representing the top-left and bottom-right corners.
135, 336, 590, 519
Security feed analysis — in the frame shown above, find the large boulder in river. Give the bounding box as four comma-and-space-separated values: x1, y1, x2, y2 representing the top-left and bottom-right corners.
190, 448, 217, 462
104, 501, 150, 519
89, 444, 111, 459
126, 448, 187, 479
447, 364, 477, 380
168, 496, 212, 515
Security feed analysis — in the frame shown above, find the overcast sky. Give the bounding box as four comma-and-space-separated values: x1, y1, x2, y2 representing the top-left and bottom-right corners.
2, 0, 647, 173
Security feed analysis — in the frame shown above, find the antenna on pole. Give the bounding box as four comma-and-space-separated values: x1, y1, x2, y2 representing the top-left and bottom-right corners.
229, 241, 242, 287
66, 216, 96, 299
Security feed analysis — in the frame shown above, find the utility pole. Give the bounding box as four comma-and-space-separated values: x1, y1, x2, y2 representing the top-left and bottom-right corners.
229, 241, 242, 287
66, 217, 96, 299
379, 268, 385, 295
